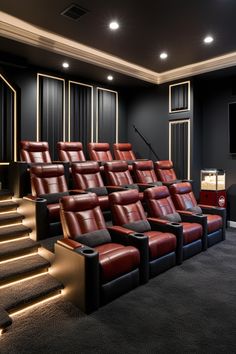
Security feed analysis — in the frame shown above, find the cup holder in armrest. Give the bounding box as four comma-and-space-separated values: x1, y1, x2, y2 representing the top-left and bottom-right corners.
81, 248, 95, 255
170, 222, 181, 226
133, 233, 146, 238
36, 197, 45, 201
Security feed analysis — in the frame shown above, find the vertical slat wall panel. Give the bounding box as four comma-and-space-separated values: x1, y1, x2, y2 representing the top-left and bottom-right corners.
37, 74, 65, 160
96, 88, 118, 145
169, 81, 190, 113
69, 82, 93, 149
169, 120, 190, 179
0, 79, 15, 162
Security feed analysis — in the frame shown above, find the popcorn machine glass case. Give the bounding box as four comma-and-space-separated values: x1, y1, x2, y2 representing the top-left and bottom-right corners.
200, 169, 225, 191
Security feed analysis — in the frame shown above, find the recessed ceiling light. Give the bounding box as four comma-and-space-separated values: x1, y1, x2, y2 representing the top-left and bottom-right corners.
109, 21, 119, 30
204, 35, 214, 44
62, 62, 69, 68
160, 52, 168, 60
107, 75, 113, 81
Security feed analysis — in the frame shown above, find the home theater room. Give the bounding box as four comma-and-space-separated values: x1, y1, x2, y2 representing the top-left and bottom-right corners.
1, 0, 236, 352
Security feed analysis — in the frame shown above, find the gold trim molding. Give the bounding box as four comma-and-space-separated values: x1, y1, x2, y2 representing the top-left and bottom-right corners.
1, 11, 236, 84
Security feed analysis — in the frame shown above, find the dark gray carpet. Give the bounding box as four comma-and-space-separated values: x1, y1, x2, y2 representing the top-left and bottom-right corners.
1, 230, 236, 354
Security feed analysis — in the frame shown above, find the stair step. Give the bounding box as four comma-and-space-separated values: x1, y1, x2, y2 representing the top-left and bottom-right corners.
0, 212, 24, 227
0, 254, 50, 286
0, 238, 39, 261
0, 224, 31, 242
0, 190, 13, 201
0, 201, 19, 212
0, 308, 12, 331
1, 274, 63, 313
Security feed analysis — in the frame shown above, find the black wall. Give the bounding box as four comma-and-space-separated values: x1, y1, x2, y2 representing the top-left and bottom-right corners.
197, 76, 236, 189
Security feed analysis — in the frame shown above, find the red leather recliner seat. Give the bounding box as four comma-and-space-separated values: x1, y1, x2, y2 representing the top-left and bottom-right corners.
109, 189, 179, 277
20, 141, 52, 163
57, 142, 86, 162
154, 160, 180, 185
169, 182, 226, 247
59, 193, 142, 306
71, 161, 109, 211
144, 185, 204, 259
133, 160, 162, 186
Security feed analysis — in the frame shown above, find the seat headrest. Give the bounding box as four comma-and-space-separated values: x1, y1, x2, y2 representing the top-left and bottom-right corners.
109, 189, 139, 205
60, 193, 99, 212
133, 160, 153, 171
144, 185, 169, 199
72, 161, 100, 174
30, 164, 65, 177
88, 143, 110, 151
155, 160, 173, 169
104, 161, 128, 172
20, 141, 49, 152
169, 182, 192, 194
113, 143, 132, 151
57, 142, 83, 151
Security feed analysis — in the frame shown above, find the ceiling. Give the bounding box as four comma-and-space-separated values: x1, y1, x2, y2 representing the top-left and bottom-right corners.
1, 0, 236, 85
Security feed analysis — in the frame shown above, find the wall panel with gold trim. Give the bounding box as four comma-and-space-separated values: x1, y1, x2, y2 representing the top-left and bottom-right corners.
37, 73, 65, 160
96, 88, 118, 145
68, 81, 93, 151
0, 73, 17, 164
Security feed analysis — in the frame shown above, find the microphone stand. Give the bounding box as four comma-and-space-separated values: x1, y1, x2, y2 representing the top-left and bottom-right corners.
133, 125, 160, 160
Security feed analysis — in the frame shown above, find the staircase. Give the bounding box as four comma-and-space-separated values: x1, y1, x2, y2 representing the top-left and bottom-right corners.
0, 190, 63, 335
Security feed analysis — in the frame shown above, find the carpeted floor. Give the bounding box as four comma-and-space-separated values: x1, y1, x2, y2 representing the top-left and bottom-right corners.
1, 229, 236, 354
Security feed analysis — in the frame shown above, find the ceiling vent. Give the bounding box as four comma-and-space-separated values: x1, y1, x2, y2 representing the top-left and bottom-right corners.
61, 4, 88, 21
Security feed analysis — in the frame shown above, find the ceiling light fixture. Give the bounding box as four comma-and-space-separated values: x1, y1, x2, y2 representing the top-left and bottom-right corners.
204, 35, 214, 44
107, 75, 113, 81
109, 21, 119, 30
62, 62, 69, 68
160, 52, 168, 60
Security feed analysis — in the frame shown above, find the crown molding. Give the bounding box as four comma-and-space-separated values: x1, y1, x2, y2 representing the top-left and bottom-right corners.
0, 12, 158, 84
158, 52, 236, 84
1, 11, 236, 85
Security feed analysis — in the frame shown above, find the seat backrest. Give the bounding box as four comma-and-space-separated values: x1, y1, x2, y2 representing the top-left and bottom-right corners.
104, 161, 134, 186
154, 160, 177, 182
113, 143, 136, 161
169, 182, 198, 210
144, 186, 177, 217
72, 161, 104, 189
60, 193, 107, 239
109, 189, 146, 225
30, 164, 68, 196
88, 143, 113, 162
57, 142, 86, 162
20, 141, 52, 163
133, 160, 158, 184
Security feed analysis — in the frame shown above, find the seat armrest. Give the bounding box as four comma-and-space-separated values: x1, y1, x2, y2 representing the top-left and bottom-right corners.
177, 211, 208, 250
69, 189, 88, 195
137, 183, 157, 192
147, 217, 183, 264
57, 239, 82, 250
106, 186, 126, 193
198, 204, 226, 218
108, 226, 149, 283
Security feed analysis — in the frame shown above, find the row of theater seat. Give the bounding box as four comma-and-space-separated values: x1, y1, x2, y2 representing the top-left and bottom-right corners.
19, 140, 180, 184
55, 185, 226, 312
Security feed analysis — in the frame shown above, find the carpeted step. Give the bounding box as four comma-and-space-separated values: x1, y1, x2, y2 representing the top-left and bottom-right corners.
0, 238, 39, 261
2, 274, 63, 313
0, 308, 12, 331
0, 189, 13, 200
0, 254, 50, 286
0, 200, 19, 212
0, 224, 31, 242
0, 212, 24, 227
